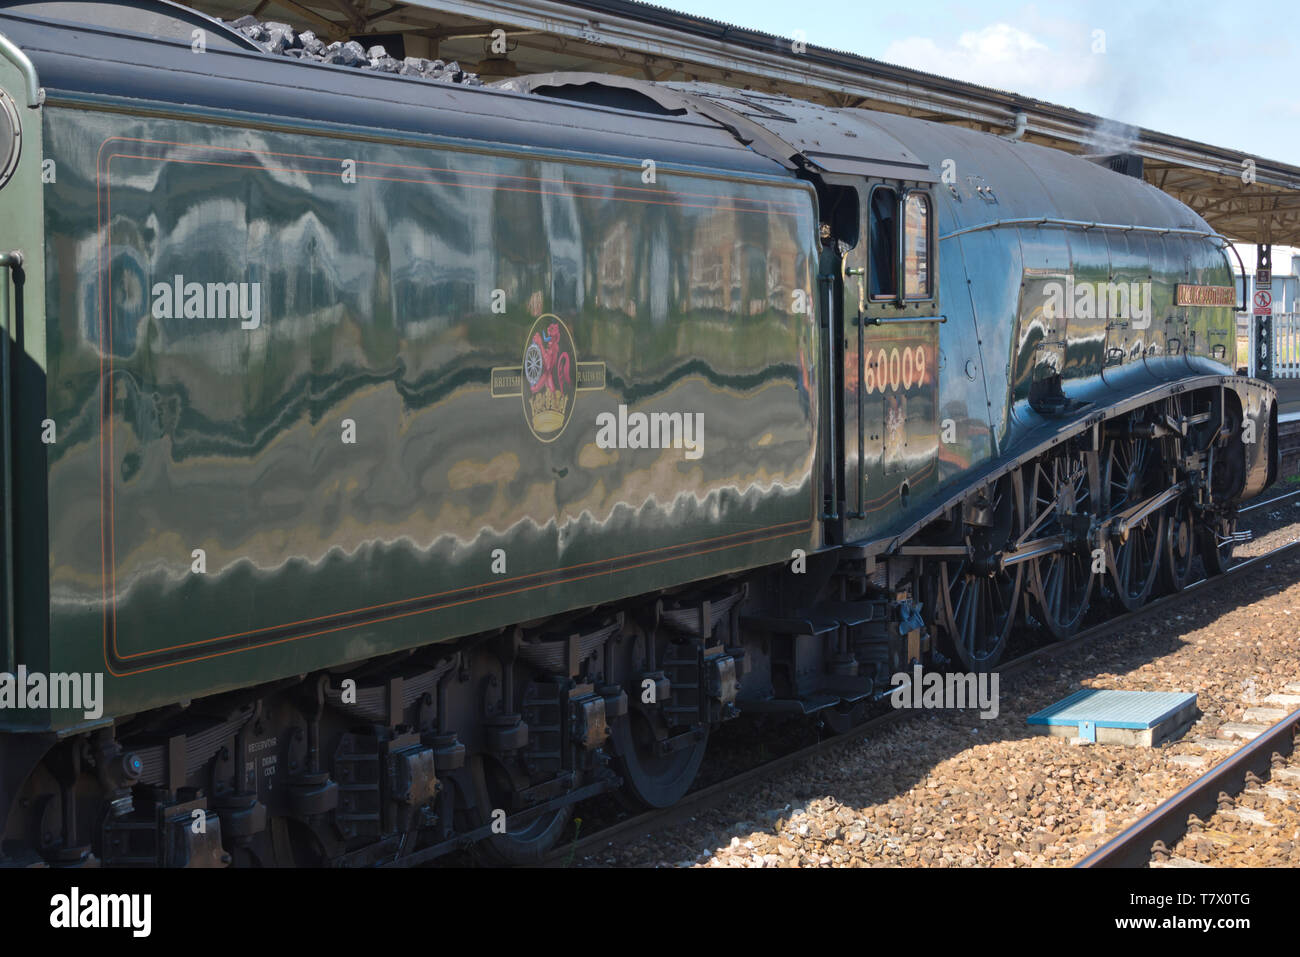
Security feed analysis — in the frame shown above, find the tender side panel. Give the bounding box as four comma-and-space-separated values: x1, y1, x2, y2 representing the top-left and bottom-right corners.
41, 107, 821, 721
0, 53, 50, 732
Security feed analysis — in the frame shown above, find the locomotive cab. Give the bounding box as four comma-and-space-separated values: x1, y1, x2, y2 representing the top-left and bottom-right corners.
838, 178, 944, 546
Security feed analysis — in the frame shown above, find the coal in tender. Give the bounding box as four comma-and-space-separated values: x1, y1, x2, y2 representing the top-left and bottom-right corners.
263, 23, 296, 55
220, 16, 483, 86
298, 31, 325, 55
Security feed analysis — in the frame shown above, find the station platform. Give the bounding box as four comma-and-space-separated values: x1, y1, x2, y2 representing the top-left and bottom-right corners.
1274, 378, 1300, 423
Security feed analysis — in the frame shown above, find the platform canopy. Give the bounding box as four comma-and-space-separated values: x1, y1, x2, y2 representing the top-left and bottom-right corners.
189, 0, 1300, 245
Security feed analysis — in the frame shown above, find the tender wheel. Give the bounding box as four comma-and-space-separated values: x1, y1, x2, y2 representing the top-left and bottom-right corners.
1026, 445, 1096, 638
470, 755, 572, 865
611, 709, 708, 809
932, 473, 1024, 671
1198, 509, 1241, 576
1102, 411, 1166, 610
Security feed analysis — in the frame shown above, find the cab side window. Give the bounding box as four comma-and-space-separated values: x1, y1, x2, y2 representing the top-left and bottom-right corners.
903, 192, 931, 299
869, 186, 898, 299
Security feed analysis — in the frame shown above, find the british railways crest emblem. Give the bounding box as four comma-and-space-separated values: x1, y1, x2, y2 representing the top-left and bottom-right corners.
490, 314, 606, 442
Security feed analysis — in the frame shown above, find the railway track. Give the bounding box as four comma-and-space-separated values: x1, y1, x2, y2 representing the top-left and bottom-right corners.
539, 533, 1300, 868
1239, 485, 1300, 513
1079, 707, 1300, 868
1279, 419, 1300, 478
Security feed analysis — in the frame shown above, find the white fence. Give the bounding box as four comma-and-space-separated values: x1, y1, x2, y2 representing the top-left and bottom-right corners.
1246, 313, 1300, 379
1275, 313, 1300, 378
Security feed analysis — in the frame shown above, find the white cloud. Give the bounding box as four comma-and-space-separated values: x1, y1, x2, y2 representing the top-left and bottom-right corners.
957, 23, 1048, 59
883, 22, 1101, 98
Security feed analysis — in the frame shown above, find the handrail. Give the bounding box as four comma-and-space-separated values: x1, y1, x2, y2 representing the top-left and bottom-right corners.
1220, 240, 1248, 313
0, 249, 19, 674
939, 216, 1225, 244
940, 215, 1245, 311
0, 31, 42, 109
819, 270, 839, 521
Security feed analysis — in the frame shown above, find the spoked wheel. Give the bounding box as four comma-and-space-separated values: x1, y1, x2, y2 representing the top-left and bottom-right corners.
1026, 444, 1096, 639
1161, 495, 1197, 592
932, 474, 1024, 671
470, 755, 572, 865
1198, 509, 1241, 576
1157, 393, 1195, 594
1102, 411, 1167, 610
611, 709, 708, 809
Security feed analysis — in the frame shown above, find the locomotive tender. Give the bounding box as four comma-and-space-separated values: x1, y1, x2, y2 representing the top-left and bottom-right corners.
0, 1, 1276, 866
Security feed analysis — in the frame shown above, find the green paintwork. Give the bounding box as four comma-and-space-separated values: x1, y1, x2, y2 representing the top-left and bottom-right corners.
13, 100, 822, 730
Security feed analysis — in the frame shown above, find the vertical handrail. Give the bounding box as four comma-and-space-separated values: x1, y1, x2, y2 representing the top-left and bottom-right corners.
857, 287, 865, 518
819, 269, 839, 520
0, 250, 19, 674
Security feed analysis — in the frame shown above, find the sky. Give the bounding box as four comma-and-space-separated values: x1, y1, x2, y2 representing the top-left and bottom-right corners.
660, 0, 1300, 165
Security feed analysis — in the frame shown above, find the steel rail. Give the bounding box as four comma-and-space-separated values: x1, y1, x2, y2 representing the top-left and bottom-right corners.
1077, 708, 1300, 868
1240, 486, 1300, 513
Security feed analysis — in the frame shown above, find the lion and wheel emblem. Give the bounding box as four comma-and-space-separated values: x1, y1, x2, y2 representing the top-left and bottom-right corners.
489, 314, 606, 443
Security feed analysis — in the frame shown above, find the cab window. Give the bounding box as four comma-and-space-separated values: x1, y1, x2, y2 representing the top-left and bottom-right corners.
869, 186, 898, 299
903, 192, 931, 299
